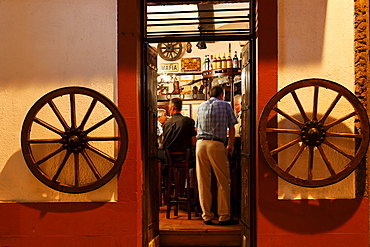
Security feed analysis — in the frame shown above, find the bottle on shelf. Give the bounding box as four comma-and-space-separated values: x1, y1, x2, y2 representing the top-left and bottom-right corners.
212, 54, 218, 69
210, 54, 213, 70
233, 51, 239, 68
221, 53, 227, 69
227, 52, 232, 69
216, 53, 222, 69
203, 55, 210, 71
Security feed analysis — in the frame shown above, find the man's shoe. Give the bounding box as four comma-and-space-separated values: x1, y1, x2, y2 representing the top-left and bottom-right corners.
219, 219, 239, 225
203, 219, 214, 225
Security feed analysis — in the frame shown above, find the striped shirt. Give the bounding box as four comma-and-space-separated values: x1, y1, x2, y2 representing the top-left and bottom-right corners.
195, 97, 238, 142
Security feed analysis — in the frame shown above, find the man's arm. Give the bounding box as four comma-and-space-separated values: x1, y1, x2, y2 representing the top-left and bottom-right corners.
191, 135, 197, 147
227, 125, 235, 156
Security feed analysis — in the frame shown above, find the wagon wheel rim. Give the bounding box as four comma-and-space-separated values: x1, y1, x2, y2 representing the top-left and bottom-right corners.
21, 87, 128, 193
259, 78, 370, 187
157, 42, 184, 61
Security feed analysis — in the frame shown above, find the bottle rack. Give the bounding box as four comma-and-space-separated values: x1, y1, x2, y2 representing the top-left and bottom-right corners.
202, 68, 241, 78
201, 68, 242, 102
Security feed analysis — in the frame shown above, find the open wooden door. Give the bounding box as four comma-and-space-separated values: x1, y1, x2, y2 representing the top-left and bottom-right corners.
142, 45, 160, 247
240, 40, 256, 247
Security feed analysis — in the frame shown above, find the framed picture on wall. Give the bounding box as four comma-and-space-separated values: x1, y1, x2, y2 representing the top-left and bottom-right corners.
182, 104, 191, 117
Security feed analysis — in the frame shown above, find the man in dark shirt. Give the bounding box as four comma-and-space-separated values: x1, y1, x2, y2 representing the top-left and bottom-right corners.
162, 98, 197, 200
163, 98, 197, 153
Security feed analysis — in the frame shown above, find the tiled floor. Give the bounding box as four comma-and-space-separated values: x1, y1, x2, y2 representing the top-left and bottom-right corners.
159, 206, 241, 231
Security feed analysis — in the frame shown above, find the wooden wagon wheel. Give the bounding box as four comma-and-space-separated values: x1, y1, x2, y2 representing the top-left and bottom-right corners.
21, 87, 128, 193
259, 78, 369, 187
157, 42, 184, 61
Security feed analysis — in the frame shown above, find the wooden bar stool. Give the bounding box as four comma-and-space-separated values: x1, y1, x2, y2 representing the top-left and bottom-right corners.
165, 148, 199, 220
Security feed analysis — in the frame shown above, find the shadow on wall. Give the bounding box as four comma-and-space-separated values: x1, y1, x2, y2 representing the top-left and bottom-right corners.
278, 0, 328, 65
258, 112, 365, 233
0, 150, 108, 213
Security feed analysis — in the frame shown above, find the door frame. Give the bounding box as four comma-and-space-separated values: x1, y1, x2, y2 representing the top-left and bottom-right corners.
141, 1, 257, 246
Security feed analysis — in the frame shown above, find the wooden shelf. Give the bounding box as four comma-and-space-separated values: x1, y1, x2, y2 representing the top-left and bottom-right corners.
157, 93, 205, 101
202, 68, 241, 78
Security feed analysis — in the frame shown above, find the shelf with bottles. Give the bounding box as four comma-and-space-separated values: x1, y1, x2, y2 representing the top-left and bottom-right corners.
157, 74, 206, 102
202, 50, 242, 78
157, 93, 206, 101
202, 68, 241, 78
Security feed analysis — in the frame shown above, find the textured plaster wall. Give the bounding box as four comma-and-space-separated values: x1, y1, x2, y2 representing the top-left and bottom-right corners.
0, 0, 118, 202
278, 0, 355, 199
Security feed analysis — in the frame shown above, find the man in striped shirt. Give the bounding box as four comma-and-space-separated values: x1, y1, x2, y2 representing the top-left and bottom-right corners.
195, 86, 239, 225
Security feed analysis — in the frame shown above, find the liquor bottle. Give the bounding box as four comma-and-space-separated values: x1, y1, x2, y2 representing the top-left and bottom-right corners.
227, 52, 232, 69
210, 55, 213, 69
216, 53, 222, 69
233, 51, 239, 68
203, 55, 210, 71
221, 53, 227, 69
212, 54, 218, 69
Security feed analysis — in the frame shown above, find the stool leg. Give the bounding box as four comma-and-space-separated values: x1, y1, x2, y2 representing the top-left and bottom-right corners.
174, 168, 179, 216
186, 164, 191, 220
166, 165, 173, 219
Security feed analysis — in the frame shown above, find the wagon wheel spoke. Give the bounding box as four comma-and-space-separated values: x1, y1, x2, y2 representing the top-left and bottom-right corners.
325, 111, 357, 129
81, 150, 102, 180
35, 147, 64, 166
266, 128, 301, 134
48, 99, 69, 129
86, 136, 120, 141
21, 87, 128, 193
290, 90, 309, 122
312, 86, 319, 121
74, 152, 79, 187
78, 98, 98, 130
323, 139, 355, 160
85, 143, 116, 163
34, 117, 64, 135
84, 115, 115, 134
326, 132, 362, 138
317, 145, 336, 176
285, 144, 306, 173
29, 138, 63, 144
273, 107, 303, 128
319, 93, 342, 124
270, 137, 301, 155
70, 93, 77, 129
52, 151, 72, 182
307, 146, 314, 180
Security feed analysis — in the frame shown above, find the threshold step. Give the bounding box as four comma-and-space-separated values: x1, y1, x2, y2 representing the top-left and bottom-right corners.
160, 229, 241, 247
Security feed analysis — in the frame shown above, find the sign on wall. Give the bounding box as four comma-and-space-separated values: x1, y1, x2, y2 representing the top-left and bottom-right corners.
160, 63, 179, 72
181, 57, 201, 72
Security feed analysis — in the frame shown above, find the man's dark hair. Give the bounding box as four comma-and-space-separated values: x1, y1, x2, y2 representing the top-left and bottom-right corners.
170, 97, 182, 111
210, 86, 224, 98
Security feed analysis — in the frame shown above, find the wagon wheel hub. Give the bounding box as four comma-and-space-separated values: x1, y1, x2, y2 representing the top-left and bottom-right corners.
301, 121, 326, 146
63, 129, 87, 152
165, 44, 174, 52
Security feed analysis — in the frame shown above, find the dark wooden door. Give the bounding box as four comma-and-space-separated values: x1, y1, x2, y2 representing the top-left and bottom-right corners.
142, 45, 160, 247
240, 41, 256, 247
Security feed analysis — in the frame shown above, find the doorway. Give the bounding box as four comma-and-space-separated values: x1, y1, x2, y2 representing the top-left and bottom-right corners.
143, 1, 256, 246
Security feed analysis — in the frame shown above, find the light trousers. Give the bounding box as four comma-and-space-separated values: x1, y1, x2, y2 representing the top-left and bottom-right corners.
196, 139, 231, 221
